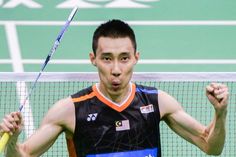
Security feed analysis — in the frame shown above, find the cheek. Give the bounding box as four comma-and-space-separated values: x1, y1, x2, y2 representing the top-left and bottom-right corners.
123, 62, 135, 72
97, 64, 110, 78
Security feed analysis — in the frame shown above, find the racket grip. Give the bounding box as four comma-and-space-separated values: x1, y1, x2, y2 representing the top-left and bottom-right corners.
0, 133, 10, 153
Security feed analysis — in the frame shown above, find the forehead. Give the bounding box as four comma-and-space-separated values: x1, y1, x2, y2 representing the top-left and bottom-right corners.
96, 37, 135, 55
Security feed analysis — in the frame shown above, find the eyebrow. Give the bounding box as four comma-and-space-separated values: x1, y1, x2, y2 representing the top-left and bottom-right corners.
101, 52, 131, 56
101, 52, 112, 56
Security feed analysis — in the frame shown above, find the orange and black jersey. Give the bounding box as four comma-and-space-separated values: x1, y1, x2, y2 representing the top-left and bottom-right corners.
67, 83, 161, 157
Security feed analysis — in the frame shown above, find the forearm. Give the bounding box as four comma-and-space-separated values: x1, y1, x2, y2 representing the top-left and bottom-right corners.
206, 110, 227, 155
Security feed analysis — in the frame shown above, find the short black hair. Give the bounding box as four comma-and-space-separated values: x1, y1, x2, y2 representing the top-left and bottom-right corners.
92, 19, 137, 55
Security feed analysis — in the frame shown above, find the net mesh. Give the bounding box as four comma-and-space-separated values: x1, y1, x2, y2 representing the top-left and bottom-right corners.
0, 72, 235, 157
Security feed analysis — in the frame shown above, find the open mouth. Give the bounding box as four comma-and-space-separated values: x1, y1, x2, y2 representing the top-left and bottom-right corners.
111, 81, 121, 90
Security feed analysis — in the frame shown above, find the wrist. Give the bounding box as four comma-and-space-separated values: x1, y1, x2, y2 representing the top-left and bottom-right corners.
215, 108, 227, 118
8, 133, 20, 144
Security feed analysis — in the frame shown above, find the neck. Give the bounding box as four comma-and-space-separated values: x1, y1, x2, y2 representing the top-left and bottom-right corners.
98, 83, 131, 104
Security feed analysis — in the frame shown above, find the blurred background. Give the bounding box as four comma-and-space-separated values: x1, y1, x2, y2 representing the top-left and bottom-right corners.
0, 0, 236, 72
0, 1, 236, 157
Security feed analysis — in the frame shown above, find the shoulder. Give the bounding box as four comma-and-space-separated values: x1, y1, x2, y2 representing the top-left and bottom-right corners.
158, 90, 183, 119
49, 97, 74, 113
135, 84, 158, 94
41, 96, 75, 131
71, 86, 93, 99
135, 84, 183, 119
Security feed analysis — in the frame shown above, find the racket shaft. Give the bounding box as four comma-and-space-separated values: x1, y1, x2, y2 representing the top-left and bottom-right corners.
0, 6, 78, 154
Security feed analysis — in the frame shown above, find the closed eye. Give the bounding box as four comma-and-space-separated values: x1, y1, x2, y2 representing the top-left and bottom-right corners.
102, 56, 112, 61
121, 56, 129, 61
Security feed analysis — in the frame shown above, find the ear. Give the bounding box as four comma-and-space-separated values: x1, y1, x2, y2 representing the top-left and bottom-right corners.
89, 52, 96, 66
134, 52, 140, 65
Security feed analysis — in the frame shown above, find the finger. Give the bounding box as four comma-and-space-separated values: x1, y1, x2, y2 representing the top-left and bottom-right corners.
12, 113, 20, 125
2, 119, 14, 134
7, 112, 21, 125
15, 112, 22, 125
216, 90, 229, 100
0, 112, 21, 136
16, 112, 22, 120
214, 87, 226, 95
206, 85, 214, 93
10, 112, 23, 130
213, 83, 227, 90
216, 92, 226, 100
3, 113, 19, 132
210, 82, 222, 89
214, 84, 228, 95
208, 83, 227, 94
4, 114, 15, 124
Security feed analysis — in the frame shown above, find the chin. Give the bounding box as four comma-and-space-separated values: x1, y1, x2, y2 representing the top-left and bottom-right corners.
109, 87, 122, 95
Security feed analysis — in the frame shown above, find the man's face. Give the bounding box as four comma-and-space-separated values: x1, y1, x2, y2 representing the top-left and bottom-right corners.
90, 37, 139, 96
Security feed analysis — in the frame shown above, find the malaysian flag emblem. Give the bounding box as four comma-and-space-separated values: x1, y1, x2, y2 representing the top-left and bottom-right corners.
115, 120, 130, 131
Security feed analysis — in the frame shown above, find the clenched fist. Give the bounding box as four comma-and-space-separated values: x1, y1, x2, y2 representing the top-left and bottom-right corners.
0, 112, 23, 137
206, 83, 229, 113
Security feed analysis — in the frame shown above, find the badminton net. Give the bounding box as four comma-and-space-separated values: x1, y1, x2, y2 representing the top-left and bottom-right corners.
0, 72, 235, 157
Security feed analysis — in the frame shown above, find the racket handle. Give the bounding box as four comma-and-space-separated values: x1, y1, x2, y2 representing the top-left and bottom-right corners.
0, 133, 10, 153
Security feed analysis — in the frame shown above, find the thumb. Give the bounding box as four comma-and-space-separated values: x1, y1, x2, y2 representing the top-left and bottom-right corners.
206, 92, 219, 107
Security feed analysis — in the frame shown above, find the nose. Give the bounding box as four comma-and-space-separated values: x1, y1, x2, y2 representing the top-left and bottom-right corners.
111, 61, 121, 77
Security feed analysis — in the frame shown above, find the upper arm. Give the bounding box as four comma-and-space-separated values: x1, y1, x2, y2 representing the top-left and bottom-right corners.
20, 97, 75, 156
158, 90, 209, 152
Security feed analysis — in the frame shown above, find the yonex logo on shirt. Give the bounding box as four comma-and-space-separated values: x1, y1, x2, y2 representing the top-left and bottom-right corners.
87, 113, 98, 121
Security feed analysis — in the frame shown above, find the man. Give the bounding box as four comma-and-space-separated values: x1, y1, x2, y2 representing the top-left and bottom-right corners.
0, 19, 229, 157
